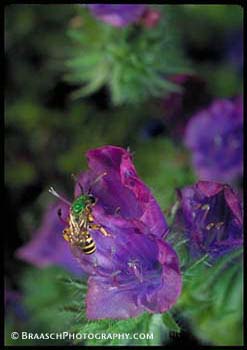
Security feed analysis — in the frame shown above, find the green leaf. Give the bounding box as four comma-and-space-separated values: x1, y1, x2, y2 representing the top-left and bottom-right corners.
148, 314, 170, 345
162, 312, 181, 334
56, 275, 88, 292
183, 254, 209, 277
71, 313, 155, 346
177, 248, 243, 345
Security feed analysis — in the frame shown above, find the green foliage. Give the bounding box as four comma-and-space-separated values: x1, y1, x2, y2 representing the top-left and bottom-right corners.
20, 267, 81, 332
172, 5, 243, 99
5, 5, 76, 102
72, 313, 151, 346
6, 161, 37, 188
162, 312, 181, 334
181, 4, 243, 28
134, 138, 196, 219
5, 266, 83, 345
177, 248, 243, 345
65, 6, 189, 105
201, 63, 243, 98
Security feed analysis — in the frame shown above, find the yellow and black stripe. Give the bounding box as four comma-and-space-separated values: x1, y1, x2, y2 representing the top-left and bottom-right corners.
81, 233, 96, 254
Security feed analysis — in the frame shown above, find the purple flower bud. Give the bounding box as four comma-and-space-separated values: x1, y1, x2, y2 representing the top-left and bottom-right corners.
184, 97, 243, 182
140, 8, 161, 28
69, 146, 181, 319
88, 5, 147, 27
15, 201, 83, 276
176, 181, 243, 261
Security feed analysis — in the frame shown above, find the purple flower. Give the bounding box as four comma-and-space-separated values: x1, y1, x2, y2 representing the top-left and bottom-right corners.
162, 74, 211, 140
15, 201, 83, 276
184, 97, 243, 182
176, 181, 243, 261
88, 5, 147, 27
61, 146, 182, 319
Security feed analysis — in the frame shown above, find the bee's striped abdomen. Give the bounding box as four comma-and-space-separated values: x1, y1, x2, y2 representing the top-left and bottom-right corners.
80, 233, 96, 255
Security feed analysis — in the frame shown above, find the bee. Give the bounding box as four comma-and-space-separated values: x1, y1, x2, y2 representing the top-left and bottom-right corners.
48, 174, 110, 255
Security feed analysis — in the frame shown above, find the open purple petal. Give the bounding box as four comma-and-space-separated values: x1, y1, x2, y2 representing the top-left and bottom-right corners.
69, 201, 181, 319
86, 276, 144, 319
42, 145, 182, 319
75, 146, 168, 238
137, 240, 181, 313
224, 186, 242, 224
197, 181, 224, 197
84, 230, 181, 319
15, 201, 83, 276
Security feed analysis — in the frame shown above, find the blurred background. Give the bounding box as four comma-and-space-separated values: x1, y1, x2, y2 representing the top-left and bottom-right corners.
5, 4, 243, 346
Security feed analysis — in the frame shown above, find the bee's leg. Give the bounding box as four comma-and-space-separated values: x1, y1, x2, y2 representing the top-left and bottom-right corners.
84, 207, 94, 223
63, 228, 71, 242
87, 213, 94, 222
89, 223, 110, 237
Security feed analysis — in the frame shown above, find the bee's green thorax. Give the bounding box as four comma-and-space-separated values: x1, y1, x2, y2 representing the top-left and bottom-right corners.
71, 195, 87, 216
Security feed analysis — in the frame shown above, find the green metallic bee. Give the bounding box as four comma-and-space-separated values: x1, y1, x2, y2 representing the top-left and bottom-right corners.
48, 175, 110, 255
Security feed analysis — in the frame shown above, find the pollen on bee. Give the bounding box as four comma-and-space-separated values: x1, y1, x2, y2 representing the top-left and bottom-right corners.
63, 230, 71, 242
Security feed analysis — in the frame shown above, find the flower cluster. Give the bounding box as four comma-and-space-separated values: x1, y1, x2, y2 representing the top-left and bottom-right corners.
184, 97, 243, 183
175, 181, 243, 261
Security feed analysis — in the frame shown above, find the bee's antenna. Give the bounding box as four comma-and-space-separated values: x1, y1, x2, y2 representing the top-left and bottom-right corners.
78, 182, 84, 195
88, 172, 107, 193
48, 187, 71, 206
71, 173, 84, 194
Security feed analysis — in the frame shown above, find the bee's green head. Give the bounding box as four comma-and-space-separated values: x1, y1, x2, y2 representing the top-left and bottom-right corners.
71, 194, 96, 215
